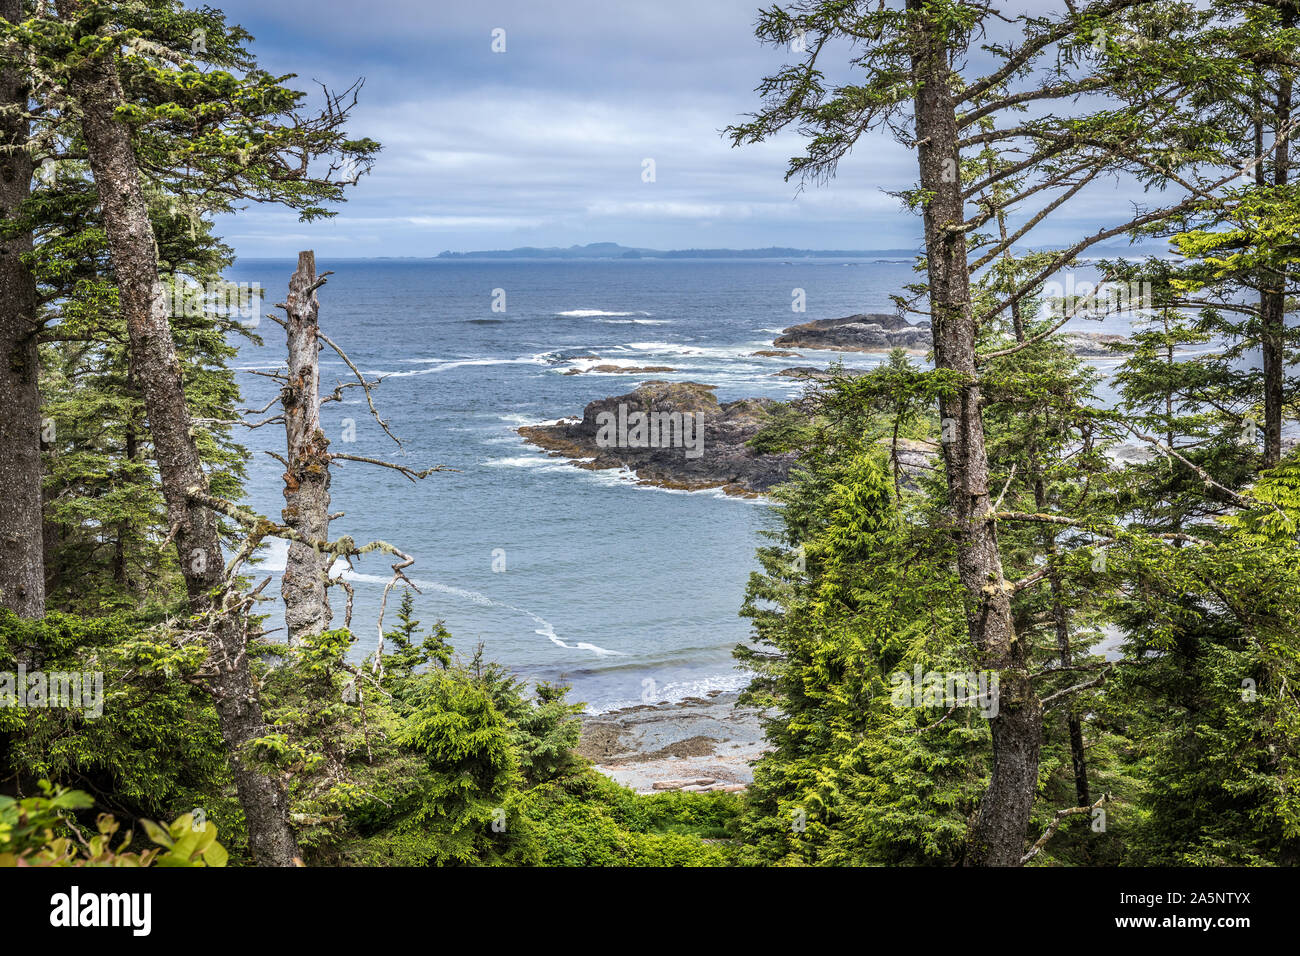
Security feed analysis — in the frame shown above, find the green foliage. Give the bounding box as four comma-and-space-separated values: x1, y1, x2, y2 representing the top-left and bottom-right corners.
0, 782, 227, 867
0, 609, 234, 836
521, 774, 738, 866
736, 368, 985, 865
747, 401, 815, 454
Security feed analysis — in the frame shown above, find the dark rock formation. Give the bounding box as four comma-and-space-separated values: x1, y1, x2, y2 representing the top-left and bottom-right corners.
518, 380, 796, 495
775, 313, 1134, 357
775, 313, 931, 352
1058, 332, 1132, 356
776, 365, 872, 381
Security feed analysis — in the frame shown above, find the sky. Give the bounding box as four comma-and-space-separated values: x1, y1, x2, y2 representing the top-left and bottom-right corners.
209, 0, 1137, 258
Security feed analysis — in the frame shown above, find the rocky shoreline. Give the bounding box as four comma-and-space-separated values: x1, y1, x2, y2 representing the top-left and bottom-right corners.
518, 380, 796, 496
516, 314, 1140, 498
578, 691, 767, 793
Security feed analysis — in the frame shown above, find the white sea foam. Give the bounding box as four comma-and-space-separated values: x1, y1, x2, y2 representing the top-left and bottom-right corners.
529, 616, 624, 657
498, 413, 569, 427
583, 672, 753, 714
253, 537, 289, 572
484, 456, 557, 468
367, 356, 546, 378
556, 309, 652, 317
336, 568, 621, 657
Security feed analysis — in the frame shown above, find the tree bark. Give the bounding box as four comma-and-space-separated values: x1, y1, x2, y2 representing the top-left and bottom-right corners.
1042, 531, 1090, 809
56, 5, 299, 865
1261, 70, 1291, 466
280, 251, 333, 643
0, 0, 46, 618
908, 0, 1042, 866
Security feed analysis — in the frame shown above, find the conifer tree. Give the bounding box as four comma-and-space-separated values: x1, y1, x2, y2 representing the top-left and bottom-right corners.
0, 0, 44, 617
729, 0, 1238, 864
9, 0, 376, 864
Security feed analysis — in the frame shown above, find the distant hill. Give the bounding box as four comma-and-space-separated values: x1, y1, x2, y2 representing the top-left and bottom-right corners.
434, 242, 918, 260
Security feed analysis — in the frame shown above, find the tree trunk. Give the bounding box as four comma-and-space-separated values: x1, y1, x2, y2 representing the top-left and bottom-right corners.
1042, 531, 1090, 809
57, 7, 299, 866
0, 0, 46, 618
908, 0, 1041, 866
280, 251, 333, 643
1261, 71, 1291, 466
112, 379, 139, 589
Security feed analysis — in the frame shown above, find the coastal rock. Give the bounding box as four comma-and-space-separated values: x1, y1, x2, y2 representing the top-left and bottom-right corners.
577, 693, 768, 793
775, 313, 931, 352
751, 349, 803, 358
777, 365, 872, 381
562, 364, 677, 375
775, 313, 1135, 357
518, 380, 797, 496
1058, 332, 1133, 356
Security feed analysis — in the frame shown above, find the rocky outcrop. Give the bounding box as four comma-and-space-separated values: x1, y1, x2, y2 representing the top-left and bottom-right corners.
518, 380, 796, 496
1058, 332, 1132, 356
775, 313, 931, 352
577, 692, 767, 794
777, 365, 872, 381
562, 364, 676, 375
775, 313, 1135, 357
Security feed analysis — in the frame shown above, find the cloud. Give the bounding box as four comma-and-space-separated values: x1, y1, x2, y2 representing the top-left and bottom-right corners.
209, 0, 1150, 258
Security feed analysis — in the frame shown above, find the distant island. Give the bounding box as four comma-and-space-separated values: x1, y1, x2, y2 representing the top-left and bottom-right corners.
435, 241, 918, 260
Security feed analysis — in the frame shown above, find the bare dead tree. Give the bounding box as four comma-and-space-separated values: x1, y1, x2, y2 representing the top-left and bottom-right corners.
277, 251, 334, 644
240, 252, 453, 665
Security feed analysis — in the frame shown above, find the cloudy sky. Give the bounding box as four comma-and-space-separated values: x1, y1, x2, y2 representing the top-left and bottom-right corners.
210, 0, 1126, 258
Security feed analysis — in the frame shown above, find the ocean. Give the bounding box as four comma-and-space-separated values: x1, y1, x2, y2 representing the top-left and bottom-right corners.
221, 256, 1199, 712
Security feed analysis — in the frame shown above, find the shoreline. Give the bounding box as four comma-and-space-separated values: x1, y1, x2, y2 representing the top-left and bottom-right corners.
578, 691, 768, 793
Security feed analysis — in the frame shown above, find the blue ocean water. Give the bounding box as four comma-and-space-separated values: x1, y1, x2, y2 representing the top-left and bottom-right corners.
225, 257, 915, 711
225, 257, 1249, 710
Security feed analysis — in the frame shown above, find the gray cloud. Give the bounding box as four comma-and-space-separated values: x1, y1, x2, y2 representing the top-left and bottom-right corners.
212, 0, 1156, 257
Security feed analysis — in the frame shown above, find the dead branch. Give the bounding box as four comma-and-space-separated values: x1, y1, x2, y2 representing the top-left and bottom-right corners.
1041, 667, 1111, 709
329, 453, 456, 482
315, 330, 403, 447
1119, 422, 1281, 515
1020, 793, 1109, 865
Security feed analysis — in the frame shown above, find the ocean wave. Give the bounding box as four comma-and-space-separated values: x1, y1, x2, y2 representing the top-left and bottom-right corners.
581, 671, 753, 715
367, 356, 546, 378
245, 538, 620, 657
346, 570, 622, 657
497, 413, 570, 427
484, 455, 559, 468
556, 309, 652, 317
